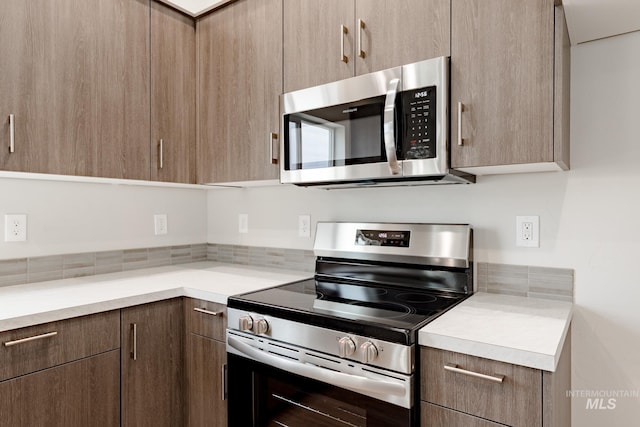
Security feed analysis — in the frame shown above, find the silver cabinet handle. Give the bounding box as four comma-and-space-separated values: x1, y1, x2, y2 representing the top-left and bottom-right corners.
221, 363, 228, 401
457, 102, 464, 146
269, 132, 278, 165
8, 114, 15, 153
159, 139, 164, 169
130, 323, 137, 361
3, 331, 57, 347
340, 25, 349, 63
444, 363, 504, 383
383, 78, 401, 175
193, 307, 223, 317
357, 19, 366, 58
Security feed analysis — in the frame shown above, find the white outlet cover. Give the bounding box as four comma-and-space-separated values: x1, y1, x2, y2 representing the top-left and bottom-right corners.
238, 214, 248, 234
5, 214, 27, 242
298, 215, 311, 238
154, 214, 168, 236
516, 216, 539, 248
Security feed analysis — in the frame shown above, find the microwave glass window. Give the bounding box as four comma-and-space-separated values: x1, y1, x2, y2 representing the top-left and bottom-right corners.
285, 96, 386, 171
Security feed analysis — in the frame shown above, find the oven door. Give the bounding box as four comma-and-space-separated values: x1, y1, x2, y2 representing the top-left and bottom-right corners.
227, 334, 416, 427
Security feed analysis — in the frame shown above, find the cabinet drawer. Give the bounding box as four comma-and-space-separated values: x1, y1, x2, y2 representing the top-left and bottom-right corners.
0, 311, 120, 382
421, 402, 504, 427
185, 298, 226, 341
421, 347, 542, 426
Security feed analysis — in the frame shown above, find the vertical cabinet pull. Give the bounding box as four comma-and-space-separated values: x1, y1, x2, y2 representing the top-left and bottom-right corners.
357, 19, 366, 58
159, 139, 164, 169
269, 132, 278, 165
8, 114, 15, 153
222, 363, 228, 401
457, 102, 465, 146
340, 25, 349, 63
130, 323, 137, 361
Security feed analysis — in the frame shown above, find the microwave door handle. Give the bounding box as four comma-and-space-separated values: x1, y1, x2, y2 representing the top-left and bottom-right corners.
383, 78, 400, 175
227, 336, 405, 398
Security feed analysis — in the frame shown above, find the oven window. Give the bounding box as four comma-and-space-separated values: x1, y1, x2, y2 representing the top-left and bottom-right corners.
264, 376, 366, 427
284, 96, 386, 171
228, 354, 413, 427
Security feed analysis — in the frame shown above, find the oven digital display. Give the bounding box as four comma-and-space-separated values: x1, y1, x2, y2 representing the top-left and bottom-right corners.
355, 230, 410, 247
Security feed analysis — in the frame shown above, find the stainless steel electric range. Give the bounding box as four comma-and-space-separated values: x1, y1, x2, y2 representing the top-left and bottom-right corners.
226, 222, 473, 427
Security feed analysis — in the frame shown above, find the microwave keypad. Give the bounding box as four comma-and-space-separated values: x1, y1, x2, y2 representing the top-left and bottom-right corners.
402, 86, 437, 159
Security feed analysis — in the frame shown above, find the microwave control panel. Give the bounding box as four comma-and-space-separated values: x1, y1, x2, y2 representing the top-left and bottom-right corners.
401, 86, 437, 160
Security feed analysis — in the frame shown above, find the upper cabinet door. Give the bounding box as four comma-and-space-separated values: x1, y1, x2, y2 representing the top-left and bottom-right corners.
151, 2, 196, 184
197, 0, 282, 184
283, 0, 355, 93
355, 0, 450, 76
0, 0, 151, 179
450, 0, 555, 170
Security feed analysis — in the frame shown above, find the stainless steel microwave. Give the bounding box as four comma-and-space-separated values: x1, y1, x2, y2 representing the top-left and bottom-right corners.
280, 57, 474, 188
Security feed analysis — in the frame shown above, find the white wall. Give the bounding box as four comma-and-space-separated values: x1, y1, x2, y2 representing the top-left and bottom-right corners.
0, 178, 208, 259
207, 31, 640, 426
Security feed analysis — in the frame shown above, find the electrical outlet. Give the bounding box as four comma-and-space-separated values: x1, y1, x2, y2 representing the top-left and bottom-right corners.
238, 214, 248, 234
5, 214, 27, 242
154, 214, 168, 235
298, 215, 311, 238
516, 216, 539, 247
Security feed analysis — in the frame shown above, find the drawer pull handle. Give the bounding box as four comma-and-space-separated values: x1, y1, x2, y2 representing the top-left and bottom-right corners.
444, 363, 504, 383
193, 307, 223, 317
4, 331, 58, 347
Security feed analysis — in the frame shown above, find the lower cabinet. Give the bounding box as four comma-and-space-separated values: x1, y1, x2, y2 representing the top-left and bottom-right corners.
0, 311, 120, 427
0, 350, 120, 427
121, 298, 185, 427
185, 298, 228, 427
420, 330, 571, 427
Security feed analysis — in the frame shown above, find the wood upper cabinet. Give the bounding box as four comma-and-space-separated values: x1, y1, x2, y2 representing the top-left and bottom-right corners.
283, 0, 450, 93
151, 1, 196, 184
450, 0, 570, 173
0, 0, 151, 180
121, 298, 185, 427
197, 0, 282, 184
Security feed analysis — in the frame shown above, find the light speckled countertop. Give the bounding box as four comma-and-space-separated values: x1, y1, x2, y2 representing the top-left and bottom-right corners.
0, 261, 311, 333
418, 292, 573, 372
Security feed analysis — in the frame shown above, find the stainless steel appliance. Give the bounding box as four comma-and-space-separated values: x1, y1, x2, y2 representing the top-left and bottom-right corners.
226, 222, 473, 426
280, 57, 474, 188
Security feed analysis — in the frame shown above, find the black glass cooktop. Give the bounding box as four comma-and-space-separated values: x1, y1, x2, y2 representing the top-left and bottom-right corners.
227, 278, 469, 345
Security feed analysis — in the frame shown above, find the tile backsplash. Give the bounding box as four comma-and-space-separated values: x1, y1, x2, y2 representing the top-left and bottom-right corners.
477, 262, 574, 302
1, 246, 572, 302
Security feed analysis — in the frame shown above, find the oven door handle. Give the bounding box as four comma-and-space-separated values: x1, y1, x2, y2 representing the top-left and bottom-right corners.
383, 78, 401, 175
228, 336, 406, 397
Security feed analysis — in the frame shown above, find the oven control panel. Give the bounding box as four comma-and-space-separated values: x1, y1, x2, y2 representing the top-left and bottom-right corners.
226, 308, 412, 375
355, 229, 410, 247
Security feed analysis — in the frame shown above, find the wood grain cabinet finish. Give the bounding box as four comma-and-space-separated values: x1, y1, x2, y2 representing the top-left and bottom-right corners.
421, 347, 542, 426
421, 331, 571, 427
283, 0, 449, 93
0, 0, 151, 180
0, 350, 120, 427
151, 1, 196, 184
196, 0, 282, 184
185, 297, 228, 427
0, 311, 119, 382
450, 0, 570, 172
121, 298, 185, 427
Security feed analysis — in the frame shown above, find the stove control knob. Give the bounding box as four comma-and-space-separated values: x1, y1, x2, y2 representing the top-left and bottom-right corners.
238, 315, 254, 332
338, 337, 356, 358
360, 341, 378, 364
254, 318, 269, 335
